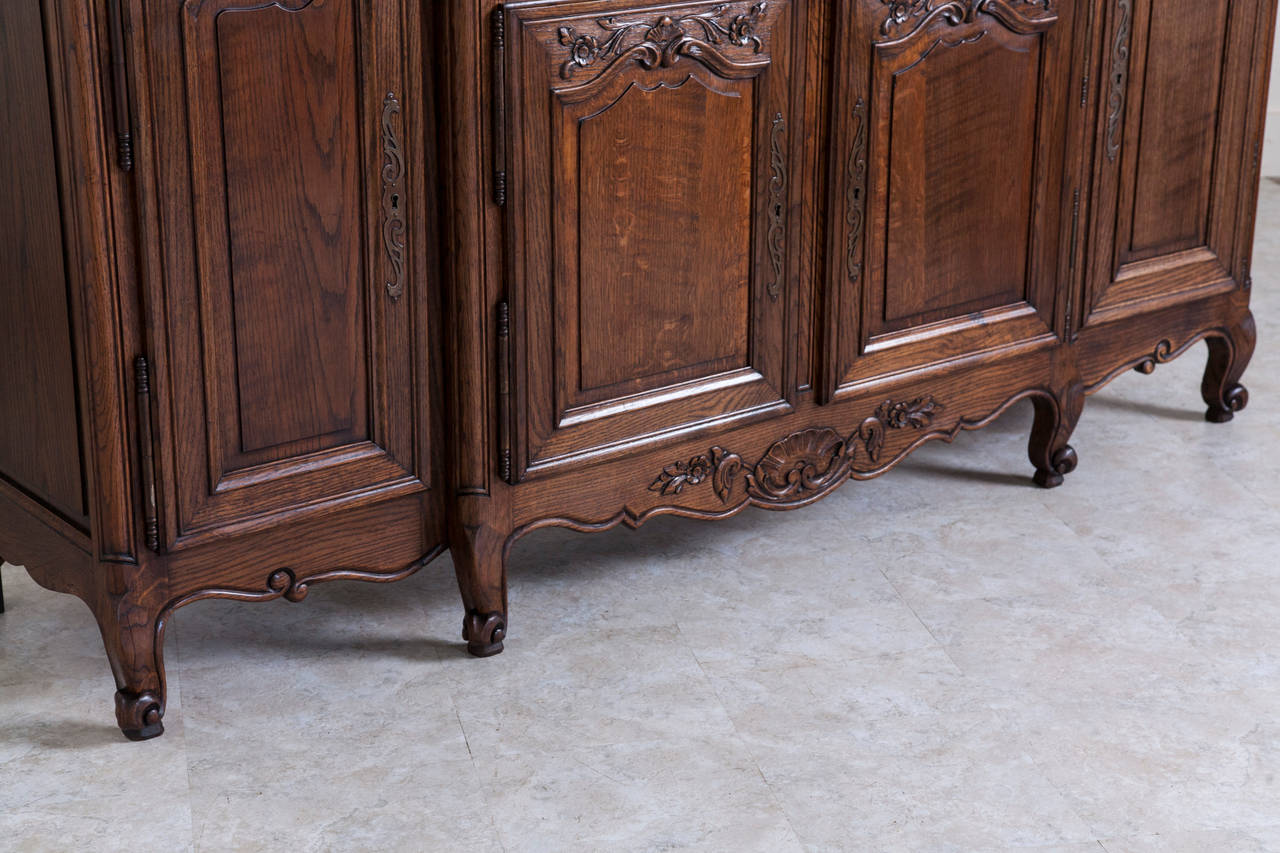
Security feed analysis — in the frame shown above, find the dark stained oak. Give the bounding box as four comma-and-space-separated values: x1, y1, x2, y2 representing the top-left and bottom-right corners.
217, 0, 366, 456
0, 0, 88, 529
0, 0, 1271, 740
575, 80, 753, 397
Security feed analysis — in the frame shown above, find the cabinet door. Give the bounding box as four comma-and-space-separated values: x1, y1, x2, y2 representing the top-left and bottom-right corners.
500, 0, 802, 480
140, 0, 431, 547
824, 0, 1076, 395
1082, 0, 1265, 324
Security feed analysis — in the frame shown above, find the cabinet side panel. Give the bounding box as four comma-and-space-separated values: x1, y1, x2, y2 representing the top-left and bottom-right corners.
0, 0, 88, 528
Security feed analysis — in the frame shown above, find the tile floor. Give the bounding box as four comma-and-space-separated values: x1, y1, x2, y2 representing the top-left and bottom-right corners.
2, 190, 1280, 852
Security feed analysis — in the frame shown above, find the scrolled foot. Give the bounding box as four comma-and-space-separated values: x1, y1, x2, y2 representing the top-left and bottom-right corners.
1029, 386, 1083, 490
1205, 383, 1249, 424
462, 610, 506, 658
1202, 315, 1256, 425
1032, 445, 1078, 489
115, 689, 164, 741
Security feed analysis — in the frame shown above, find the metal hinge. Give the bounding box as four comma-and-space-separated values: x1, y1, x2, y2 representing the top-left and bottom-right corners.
496, 301, 513, 484
492, 6, 507, 206
106, 0, 134, 172
134, 356, 160, 552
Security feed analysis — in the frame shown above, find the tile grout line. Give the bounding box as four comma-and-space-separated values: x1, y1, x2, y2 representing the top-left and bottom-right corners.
877, 532, 1110, 846
875, 563, 964, 674
673, 619, 809, 850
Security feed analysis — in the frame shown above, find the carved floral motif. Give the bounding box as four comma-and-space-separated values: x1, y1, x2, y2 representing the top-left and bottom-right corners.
650, 397, 944, 505
556, 2, 768, 81
878, 0, 1055, 42
650, 453, 716, 495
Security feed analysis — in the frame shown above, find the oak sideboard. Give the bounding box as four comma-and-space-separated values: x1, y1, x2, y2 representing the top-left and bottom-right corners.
0, 0, 1270, 740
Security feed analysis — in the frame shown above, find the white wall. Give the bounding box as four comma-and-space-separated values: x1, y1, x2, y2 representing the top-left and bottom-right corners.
1264, 26, 1280, 175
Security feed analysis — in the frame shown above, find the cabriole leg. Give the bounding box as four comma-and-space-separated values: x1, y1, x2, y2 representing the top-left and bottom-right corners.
92, 564, 168, 741
1029, 384, 1084, 489
1202, 313, 1257, 424
452, 520, 508, 658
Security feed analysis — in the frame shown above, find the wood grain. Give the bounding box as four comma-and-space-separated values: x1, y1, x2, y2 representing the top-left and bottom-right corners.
0, 0, 88, 529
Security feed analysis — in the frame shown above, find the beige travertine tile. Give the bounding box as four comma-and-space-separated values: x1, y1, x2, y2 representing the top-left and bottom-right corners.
0, 794, 195, 852
1009, 696, 1280, 838
474, 737, 803, 853
189, 759, 500, 853
447, 624, 737, 757
751, 730, 1096, 852
1100, 828, 1280, 852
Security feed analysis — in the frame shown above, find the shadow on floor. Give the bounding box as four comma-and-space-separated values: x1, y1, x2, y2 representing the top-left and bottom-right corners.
0, 718, 126, 751
1087, 393, 1206, 423
895, 459, 1035, 489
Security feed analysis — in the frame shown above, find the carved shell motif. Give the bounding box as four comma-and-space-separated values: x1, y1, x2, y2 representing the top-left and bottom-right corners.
750, 428, 848, 502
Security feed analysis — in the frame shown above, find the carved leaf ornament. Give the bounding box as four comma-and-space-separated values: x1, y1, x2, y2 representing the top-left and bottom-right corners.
556, 2, 768, 81
878, 0, 1056, 41
651, 397, 944, 504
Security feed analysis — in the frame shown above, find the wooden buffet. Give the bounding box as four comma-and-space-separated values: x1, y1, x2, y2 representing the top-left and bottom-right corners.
0, 0, 1271, 739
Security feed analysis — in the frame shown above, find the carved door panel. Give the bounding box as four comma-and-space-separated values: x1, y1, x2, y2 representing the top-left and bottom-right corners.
499, 0, 801, 481
1082, 0, 1266, 325
823, 0, 1077, 397
139, 0, 433, 548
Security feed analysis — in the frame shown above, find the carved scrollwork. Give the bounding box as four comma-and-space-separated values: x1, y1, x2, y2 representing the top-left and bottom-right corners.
381, 92, 407, 300
846, 98, 868, 286
1134, 339, 1174, 375
462, 610, 507, 658
115, 689, 164, 741
149, 550, 443, 726
878, 0, 1055, 42
556, 2, 769, 83
767, 112, 787, 301
1105, 0, 1132, 162
651, 397, 944, 506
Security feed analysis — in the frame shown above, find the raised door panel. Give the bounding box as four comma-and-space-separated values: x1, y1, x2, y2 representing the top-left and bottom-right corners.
825, 0, 1074, 397
1083, 0, 1263, 323
142, 0, 429, 547
502, 0, 802, 480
